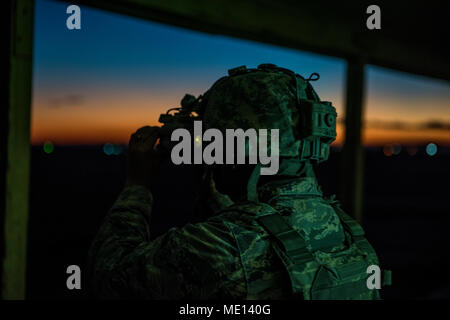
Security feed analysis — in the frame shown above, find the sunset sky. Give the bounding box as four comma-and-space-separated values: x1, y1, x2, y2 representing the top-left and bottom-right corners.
32, 0, 450, 147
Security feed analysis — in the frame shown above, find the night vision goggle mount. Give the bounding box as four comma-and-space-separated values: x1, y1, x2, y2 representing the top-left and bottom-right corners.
158, 93, 203, 153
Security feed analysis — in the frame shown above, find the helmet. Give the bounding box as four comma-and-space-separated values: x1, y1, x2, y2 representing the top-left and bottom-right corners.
159, 64, 337, 163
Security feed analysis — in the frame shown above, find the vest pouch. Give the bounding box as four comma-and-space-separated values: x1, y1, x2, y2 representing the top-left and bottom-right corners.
310, 261, 380, 300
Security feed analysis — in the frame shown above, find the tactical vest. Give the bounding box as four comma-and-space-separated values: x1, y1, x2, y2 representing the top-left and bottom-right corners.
251, 199, 390, 300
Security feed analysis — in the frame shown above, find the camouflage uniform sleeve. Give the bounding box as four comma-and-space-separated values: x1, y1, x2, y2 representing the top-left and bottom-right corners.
88, 185, 188, 299
89, 184, 245, 299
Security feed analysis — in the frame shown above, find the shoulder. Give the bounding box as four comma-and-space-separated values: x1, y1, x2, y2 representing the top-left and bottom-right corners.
148, 214, 247, 298
288, 197, 345, 250
151, 202, 271, 268
152, 215, 240, 265
151, 202, 274, 267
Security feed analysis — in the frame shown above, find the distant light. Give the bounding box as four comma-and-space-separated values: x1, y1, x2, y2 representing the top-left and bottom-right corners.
407, 146, 418, 156
383, 144, 394, 157
113, 145, 123, 155
426, 143, 438, 156
195, 135, 201, 147
393, 144, 401, 155
103, 143, 114, 155
43, 141, 54, 154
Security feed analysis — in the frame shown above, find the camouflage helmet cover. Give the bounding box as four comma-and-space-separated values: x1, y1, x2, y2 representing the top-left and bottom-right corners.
201, 64, 337, 161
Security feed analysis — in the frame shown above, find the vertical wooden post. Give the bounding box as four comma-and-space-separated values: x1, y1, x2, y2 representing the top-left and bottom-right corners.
1, 0, 34, 299
340, 57, 365, 224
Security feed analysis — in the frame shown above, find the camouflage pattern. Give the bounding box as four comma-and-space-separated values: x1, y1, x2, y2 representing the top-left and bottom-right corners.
89, 65, 380, 299
203, 68, 302, 157
88, 177, 379, 299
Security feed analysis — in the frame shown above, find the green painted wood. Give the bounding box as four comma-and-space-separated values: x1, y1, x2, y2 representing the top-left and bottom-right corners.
2, 0, 34, 300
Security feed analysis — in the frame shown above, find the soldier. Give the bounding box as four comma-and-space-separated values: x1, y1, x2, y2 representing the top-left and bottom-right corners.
88, 64, 386, 299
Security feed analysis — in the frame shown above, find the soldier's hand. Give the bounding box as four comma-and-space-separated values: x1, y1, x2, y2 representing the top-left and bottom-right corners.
125, 126, 160, 189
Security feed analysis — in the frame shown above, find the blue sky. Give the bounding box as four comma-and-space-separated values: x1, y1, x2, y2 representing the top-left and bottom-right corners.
31, 0, 450, 146
33, 0, 345, 100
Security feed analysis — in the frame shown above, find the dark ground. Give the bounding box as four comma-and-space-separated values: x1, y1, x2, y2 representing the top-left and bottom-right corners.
26, 145, 450, 299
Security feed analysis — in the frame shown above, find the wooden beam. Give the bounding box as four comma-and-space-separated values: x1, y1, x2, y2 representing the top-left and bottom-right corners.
340, 58, 366, 223
1, 0, 34, 299
70, 0, 450, 82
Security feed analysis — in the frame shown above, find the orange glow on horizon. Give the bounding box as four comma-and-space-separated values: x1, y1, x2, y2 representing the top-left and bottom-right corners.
362, 127, 450, 146
31, 95, 450, 147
